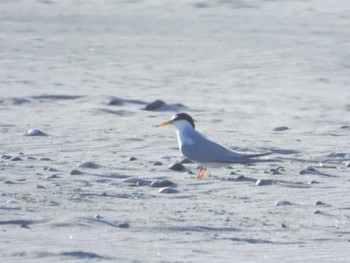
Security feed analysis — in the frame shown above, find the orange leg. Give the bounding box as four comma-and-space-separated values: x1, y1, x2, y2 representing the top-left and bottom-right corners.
196, 166, 207, 179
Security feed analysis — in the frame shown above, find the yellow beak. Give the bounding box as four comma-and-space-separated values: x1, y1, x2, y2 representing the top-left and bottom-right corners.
156, 120, 173, 127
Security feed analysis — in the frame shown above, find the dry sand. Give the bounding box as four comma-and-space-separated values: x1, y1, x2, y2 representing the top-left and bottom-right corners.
1, 0, 350, 262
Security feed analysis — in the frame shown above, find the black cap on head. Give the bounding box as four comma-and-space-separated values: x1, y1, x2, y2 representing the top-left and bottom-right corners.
171, 113, 195, 129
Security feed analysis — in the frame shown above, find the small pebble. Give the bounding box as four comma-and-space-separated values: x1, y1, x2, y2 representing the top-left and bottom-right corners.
129, 157, 137, 161
77, 161, 99, 169
25, 129, 48, 136
273, 126, 289, 132
4, 181, 16, 184
123, 177, 150, 186
274, 200, 293, 206
158, 187, 178, 194
95, 214, 102, 219
144, 99, 165, 111
43, 167, 58, 172
38, 157, 52, 161
10, 157, 22, 161
256, 179, 273, 186
118, 222, 130, 228
36, 184, 45, 189
70, 169, 83, 175
108, 97, 124, 106
345, 162, 350, 168
46, 174, 61, 180
315, 201, 326, 206
281, 223, 287, 228
26, 156, 36, 160
340, 125, 350, 130
1, 155, 11, 160
168, 162, 185, 171
150, 179, 175, 188
20, 224, 30, 229
153, 161, 162, 166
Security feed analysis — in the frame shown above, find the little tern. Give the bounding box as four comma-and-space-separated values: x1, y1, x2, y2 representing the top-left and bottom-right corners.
157, 113, 272, 179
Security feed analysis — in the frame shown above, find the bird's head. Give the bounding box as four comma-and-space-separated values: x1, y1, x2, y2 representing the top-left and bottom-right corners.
157, 113, 195, 130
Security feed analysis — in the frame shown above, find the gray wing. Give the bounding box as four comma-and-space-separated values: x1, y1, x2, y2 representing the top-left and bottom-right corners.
181, 132, 271, 164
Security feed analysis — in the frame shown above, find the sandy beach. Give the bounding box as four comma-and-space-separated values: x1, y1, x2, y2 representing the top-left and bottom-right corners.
1, 0, 350, 262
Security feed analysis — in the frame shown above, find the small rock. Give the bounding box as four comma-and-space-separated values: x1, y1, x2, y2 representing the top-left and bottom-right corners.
26, 156, 36, 160
46, 174, 61, 180
25, 129, 48, 136
153, 161, 162, 166
129, 157, 137, 161
150, 179, 175, 188
281, 223, 287, 228
345, 162, 350, 168
168, 162, 185, 171
340, 125, 350, 130
118, 222, 130, 228
123, 177, 151, 186
4, 180, 16, 184
314, 210, 321, 215
20, 224, 30, 229
38, 157, 52, 161
256, 179, 273, 186
70, 169, 83, 175
10, 157, 22, 161
144, 99, 165, 111
274, 200, 293, 206
77, 161, 99, 169
315, 201, 326, 206
1, 155, 11, 160
36, 184, 45, 189
108, 97, 124, 106
273, 126, 289, 132
158, 187, 178, 194
95, 214, 102, 219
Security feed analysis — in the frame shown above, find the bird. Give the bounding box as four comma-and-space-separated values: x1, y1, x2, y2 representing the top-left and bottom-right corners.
157, 113, 272, 179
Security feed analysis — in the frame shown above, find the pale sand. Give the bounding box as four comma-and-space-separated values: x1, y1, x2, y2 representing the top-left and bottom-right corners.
1, 0, 350, 262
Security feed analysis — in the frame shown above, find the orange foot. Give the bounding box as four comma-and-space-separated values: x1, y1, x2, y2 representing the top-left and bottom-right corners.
196, 166, 207, 179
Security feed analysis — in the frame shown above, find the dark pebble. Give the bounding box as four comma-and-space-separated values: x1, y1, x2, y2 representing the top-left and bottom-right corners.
340, 125, 350, 130
144, 99, 165, 111
345, 162, 350, 168
36, 184, 46, 189
1, 155, 11, 160
150, 179, 175, 188
168, 162, 185, 171
10, 157, 22, 161
153, 161, 162, 166
315, 201, 326, 206
273, 126, 289, 131
20, 224, 30, 229
281, 223, 287, 228
4, 180, 16, 184
38, 157, 52, 161
108, 97, 124, 106
78, 161, 99, 169
46, 174, 61, 180
158, 187, 178, 194
70, 169, 83, 175
118, 222, 130, 228
129, 157, 137, 161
